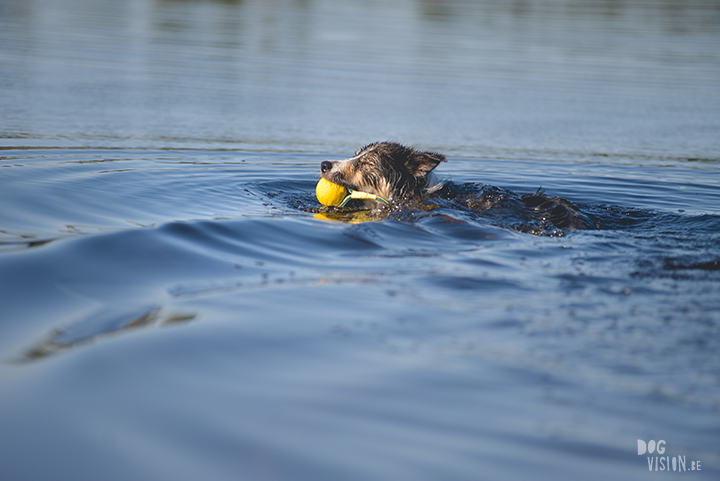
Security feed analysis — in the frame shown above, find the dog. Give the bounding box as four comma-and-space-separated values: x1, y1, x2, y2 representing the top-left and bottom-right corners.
320, 142, 446, 201
320, 141, 596, 232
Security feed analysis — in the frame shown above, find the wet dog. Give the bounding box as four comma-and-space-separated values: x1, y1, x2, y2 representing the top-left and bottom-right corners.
320, 141, 596, 232
320, 142, 446, 200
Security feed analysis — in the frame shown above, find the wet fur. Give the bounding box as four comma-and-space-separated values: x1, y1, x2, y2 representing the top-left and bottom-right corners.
320, 142, 446, 200
320, 142, 595, 231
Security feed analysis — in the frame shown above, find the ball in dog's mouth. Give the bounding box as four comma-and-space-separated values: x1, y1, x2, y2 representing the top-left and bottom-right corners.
316, 177, 349, 206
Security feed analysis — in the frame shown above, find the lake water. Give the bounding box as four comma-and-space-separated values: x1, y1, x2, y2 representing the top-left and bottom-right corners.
1, 0, 719, 479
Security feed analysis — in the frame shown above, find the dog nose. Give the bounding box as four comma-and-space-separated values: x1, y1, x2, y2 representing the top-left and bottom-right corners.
321, 161, 332, 173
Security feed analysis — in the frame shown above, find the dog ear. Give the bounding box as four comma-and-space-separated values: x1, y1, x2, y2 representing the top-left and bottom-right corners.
405, 150, 446, 178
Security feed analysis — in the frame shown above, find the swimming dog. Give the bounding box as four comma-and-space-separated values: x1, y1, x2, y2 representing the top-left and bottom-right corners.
320, 142, 446, 201
319, 141, 595, 231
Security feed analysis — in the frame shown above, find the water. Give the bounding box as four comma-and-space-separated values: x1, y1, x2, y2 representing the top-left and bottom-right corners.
1, 1, 719, 480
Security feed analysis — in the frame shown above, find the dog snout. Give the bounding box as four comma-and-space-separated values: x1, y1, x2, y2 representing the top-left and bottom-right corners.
321, 161, 333, 174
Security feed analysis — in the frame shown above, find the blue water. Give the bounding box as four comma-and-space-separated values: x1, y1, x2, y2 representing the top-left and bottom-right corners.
1, 1, 720, 480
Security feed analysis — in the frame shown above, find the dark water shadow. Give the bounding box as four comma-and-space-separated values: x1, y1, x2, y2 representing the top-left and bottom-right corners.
19, 304, 196, 362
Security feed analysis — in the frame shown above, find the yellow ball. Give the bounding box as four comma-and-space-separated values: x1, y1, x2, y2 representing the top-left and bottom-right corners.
316, 177, 349, 206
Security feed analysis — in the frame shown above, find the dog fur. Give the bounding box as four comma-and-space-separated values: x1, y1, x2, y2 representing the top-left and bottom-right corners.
319, 141, 595, 231
320, 142, 446, 200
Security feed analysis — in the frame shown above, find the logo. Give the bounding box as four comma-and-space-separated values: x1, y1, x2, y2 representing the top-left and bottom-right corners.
638, 440, 702, 472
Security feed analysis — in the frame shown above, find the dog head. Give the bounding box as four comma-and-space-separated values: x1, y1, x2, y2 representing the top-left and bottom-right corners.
320, 142, 446, 201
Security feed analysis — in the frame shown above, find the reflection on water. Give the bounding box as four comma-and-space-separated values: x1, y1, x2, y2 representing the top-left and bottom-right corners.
1, 0, 719, 158
21, 305, 196, 361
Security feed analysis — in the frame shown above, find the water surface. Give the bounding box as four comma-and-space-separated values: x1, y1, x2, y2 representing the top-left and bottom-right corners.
1, 1, 719, 480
